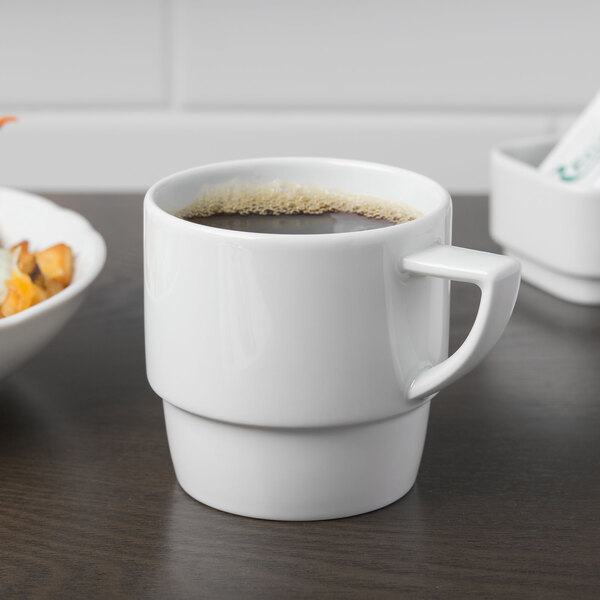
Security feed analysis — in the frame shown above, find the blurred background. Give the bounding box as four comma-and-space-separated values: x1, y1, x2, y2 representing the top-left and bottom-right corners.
0, 0, 597, 194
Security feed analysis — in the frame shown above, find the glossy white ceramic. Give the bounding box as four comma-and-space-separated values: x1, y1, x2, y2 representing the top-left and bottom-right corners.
0, 188, 106, 380
491, 136, 600, 305
144, 158, 520, 520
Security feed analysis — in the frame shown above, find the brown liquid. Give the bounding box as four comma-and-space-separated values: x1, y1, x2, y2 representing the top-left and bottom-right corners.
176, 181, 420, 234
184, 211, 395, 234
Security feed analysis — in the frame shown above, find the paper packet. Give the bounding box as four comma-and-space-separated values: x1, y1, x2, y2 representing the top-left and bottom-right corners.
539, 91, 600, 186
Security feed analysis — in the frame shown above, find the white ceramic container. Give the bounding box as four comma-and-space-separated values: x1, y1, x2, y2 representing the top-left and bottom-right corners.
145, 158, 520, 520
0, 188, 106, 380
491, 135, 600, 305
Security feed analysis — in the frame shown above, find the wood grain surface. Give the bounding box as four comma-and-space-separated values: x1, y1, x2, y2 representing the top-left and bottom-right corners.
1, 195, 599, 599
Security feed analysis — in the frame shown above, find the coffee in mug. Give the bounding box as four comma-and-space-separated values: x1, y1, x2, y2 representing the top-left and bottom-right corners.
177, 181, 420, 234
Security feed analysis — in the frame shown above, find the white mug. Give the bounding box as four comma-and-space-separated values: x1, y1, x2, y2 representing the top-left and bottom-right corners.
144, 158, 520, 521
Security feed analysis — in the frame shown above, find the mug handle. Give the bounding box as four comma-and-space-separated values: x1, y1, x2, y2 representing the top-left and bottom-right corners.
402, 245, 521, 401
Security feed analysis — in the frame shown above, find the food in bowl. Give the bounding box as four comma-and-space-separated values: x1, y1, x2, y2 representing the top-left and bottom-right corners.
0, 241, 74, 318
0, 112, 78, 318
0, 187, 106, 381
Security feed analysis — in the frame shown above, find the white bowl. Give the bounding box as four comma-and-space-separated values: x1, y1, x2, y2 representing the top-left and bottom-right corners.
0, 188, 106, 380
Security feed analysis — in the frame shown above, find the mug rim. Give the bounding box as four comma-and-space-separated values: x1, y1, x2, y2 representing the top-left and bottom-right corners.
145, 157, 451, 242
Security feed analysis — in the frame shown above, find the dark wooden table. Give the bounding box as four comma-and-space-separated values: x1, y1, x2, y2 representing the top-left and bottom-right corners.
1, 195, 599, 599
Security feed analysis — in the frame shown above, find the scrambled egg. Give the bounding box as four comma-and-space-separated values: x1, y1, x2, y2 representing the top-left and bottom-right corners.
0, 248, 14, 304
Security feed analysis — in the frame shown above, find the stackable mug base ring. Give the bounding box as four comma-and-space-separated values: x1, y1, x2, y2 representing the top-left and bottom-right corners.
163, 400, 430, 521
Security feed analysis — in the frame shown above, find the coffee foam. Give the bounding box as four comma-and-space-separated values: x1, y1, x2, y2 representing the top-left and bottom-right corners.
175, 181, 422, 224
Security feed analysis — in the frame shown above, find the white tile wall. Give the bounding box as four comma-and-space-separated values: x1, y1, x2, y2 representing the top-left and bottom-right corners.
555, 114, 578, 135
0, 0, 597, 191
176, 0, 600, 109
0, 0, 167, 106
0, 111, 551, 193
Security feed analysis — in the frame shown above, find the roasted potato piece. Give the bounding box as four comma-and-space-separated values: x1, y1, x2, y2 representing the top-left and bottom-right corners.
1, 269, 48, 318
45, 278, 66, 296
11, 241, 33, 272
1, 240, 73, 318
10, 240, 29, 257
35, 244, 73, 287
10, 240, 46, 288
